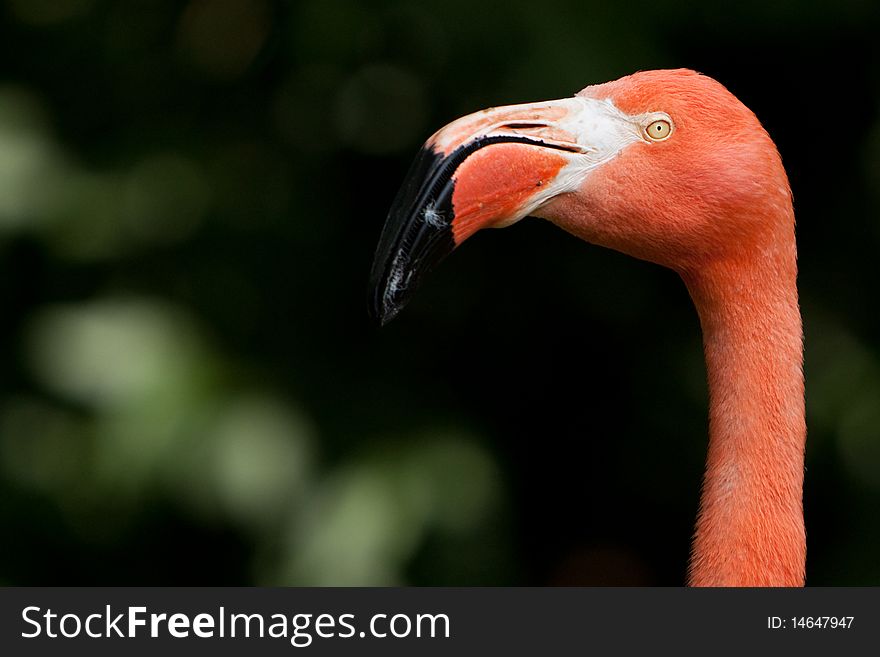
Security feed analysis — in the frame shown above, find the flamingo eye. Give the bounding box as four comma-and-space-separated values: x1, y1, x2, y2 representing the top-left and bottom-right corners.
645, 119, 671, 141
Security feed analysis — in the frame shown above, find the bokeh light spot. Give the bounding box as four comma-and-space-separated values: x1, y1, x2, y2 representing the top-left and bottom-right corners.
283, 465, 415, 586
273, 65, 342, 154
837, 390, 880, 490
26, 298, 206, 410
210, 396, 315, 529
123, 153, 211, 245
177, 0, 270, 79
7, 0, 95, 26
276, 429, 504, 585
0, 396, 86, 494
405, 431, 502, 535
0, 87, 62, 229
334, 64, 428, 154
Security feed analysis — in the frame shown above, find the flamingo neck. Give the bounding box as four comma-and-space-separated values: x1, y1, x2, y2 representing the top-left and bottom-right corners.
682, 236, 806, 586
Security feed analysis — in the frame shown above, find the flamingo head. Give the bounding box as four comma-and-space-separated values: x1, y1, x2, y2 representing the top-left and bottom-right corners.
369, 69, 791, 325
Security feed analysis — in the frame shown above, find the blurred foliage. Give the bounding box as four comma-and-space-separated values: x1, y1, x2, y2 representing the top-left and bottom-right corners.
0, 0, 877, 585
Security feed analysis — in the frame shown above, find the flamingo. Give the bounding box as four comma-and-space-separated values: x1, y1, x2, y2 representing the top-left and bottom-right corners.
369, 69, 805, 587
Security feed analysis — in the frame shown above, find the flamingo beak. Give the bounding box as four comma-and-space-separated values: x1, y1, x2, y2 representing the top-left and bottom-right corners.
368, 95, 637, 324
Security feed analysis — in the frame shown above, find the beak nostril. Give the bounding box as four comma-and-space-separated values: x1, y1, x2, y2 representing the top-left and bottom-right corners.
501, 122, 549, 129
553, 143, 585, 154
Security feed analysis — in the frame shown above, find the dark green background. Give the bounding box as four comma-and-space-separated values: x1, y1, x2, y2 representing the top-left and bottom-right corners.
0, 0, 877, 585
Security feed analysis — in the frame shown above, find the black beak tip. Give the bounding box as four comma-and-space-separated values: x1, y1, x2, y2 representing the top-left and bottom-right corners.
368, 143, 458, 329
375, 305, 398, 327
368, 231, 453, 328
369, 301, 395, 328
368, 277, 404, 327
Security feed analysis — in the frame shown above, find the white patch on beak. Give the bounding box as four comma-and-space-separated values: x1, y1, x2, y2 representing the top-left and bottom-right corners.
563, 97, 644, 157
511, 97, 648, 221
428, 95, 664, 231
